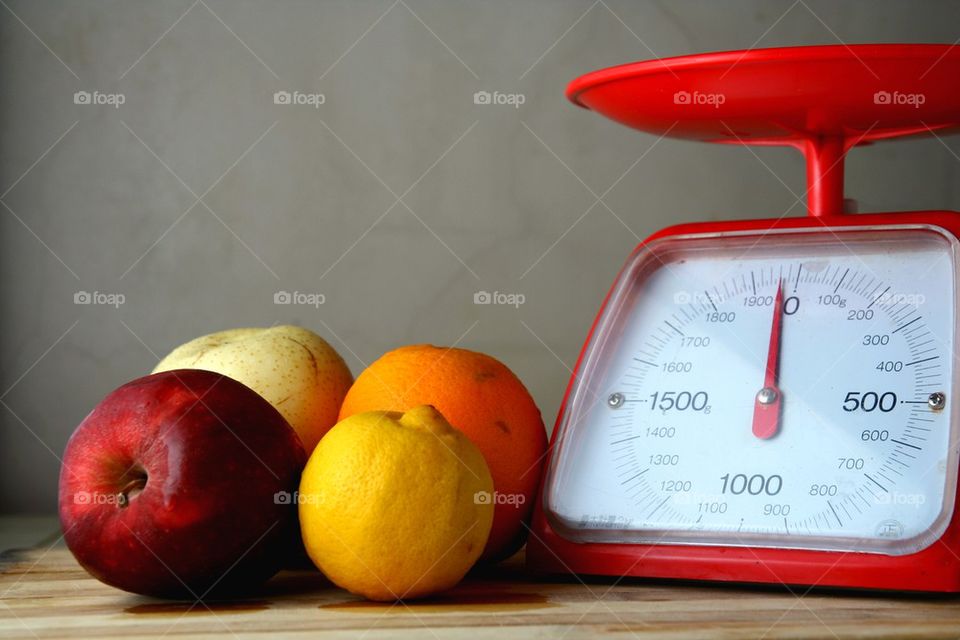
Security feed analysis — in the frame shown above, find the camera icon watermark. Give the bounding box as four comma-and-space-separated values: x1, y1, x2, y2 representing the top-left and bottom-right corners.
873, 491, 926, 508
73, 90, 125, 108
473, 490, 526, 507
673, 90, 725, 108
473, 90, 525, 108
273, 490, 319, 505
473, 290, 525, 308
873, 90, 925, 108
74, 291, 125, 308
672, 290, 729, 306
273, 290, 325, 308
875, 291, 926, 308
273, 90, 326, 108
74, 491, 124, 505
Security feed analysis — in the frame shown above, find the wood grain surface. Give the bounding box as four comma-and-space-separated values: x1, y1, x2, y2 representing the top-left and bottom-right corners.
2, 546, 959, 639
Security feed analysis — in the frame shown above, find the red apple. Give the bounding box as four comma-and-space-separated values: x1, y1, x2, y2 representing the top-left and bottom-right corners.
58, 369, 306, 598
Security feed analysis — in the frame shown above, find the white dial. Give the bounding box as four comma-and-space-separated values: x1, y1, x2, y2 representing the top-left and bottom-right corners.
546, 226, 959, 555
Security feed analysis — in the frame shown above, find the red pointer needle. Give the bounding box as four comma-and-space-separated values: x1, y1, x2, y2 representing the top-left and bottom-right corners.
752, 280, 784, 440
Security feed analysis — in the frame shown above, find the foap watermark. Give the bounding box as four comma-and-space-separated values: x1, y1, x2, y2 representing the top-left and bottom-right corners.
674, 90, 725, 108
672, 290, 730, 306
474, 290, 525, 308
474, 490, 526, 507
274, 290, 325, 308
74, 491, 125, 505
873, 491, 926, 508
873, 90, 925, 108
875, 291, 926, 308
74, 291, 125, 308
74, 90, 125, 108
274, 90, 326, 108
473, 90, 525, 108
273, 490, 320, 506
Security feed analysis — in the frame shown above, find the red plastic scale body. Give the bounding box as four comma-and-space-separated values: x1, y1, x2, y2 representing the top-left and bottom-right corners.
527, 44, 960, 592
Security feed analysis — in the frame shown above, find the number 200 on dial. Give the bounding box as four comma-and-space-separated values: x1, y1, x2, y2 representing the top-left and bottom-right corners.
545, 227, 959, 555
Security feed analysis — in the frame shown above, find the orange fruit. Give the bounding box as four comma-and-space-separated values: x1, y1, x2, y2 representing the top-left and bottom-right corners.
338, 345, 547, 561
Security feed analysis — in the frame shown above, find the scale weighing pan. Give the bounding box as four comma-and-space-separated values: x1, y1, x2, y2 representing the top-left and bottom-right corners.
528, 44, 960, 592
568, 43, 960, 216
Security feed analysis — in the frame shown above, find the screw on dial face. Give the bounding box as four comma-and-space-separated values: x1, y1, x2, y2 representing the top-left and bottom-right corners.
929, 392, 946, 411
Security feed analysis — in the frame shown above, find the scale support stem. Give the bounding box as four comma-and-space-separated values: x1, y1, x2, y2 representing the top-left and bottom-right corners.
803, 136, 847, 217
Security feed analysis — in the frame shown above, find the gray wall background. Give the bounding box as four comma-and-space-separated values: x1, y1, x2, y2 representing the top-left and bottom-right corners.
2, 0, 958, 514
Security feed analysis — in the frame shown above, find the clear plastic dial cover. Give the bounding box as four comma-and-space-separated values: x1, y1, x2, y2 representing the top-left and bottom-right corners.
545, 226, 959, 555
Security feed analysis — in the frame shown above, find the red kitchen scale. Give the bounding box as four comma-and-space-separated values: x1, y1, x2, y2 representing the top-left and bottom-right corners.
527, 44, 960, 592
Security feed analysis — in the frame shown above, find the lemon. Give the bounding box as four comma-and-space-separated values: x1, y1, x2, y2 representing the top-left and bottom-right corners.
298, 405, 494, 601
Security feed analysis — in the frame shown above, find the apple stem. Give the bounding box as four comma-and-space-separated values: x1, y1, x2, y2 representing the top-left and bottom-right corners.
117, 475, 147, 508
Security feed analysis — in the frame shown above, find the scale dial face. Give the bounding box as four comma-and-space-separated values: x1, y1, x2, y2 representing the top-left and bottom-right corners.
545, 226, 960, 555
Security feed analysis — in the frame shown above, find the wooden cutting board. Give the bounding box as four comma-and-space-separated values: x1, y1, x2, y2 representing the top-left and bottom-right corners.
2, 545, 960, 639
